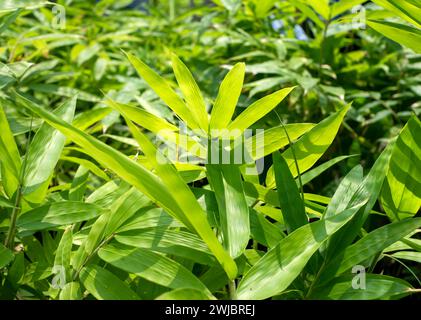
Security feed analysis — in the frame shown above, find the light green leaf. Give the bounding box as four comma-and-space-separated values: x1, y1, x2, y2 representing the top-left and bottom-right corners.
246, 123, 315, 160
98, 244, 213, 296
115, 228, 216, 266
392, 251, 421, 263
15, 91, 237, 280
210, 63, 245, 132
80, 265, 139, 300
368, 20, 421, 53
124, 51, 200, 130
331, 0, 367, 17
237, 201, 366, 300
156, 288, 215, 300
372, 0, 421, 28
381, 116, 421, 221
226, 87, 295, 134
311, 274, 413, 300
206, 164, 250, 258
0, 105, 21, 197
23, 96, 76, 203
273, 151, 307, 233
320, 218, 421, 283
59, 282, 82, 300
17, 202, 103, 232
171, 53, 209, 132
54, 227, 73, 280
266, 104, 350, 186
0, 243, 14, 268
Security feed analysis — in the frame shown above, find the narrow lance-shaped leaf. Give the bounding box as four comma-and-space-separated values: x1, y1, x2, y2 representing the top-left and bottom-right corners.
104, 103, 238, 279
98, 244, 213, 297
324, 142, 395, 261
381, 116, 421, 221
273, 151, 307, 233
310, 274, 414, 300
265, 104, 350, 186
171, 53, 209, 132
227, 87, 295, 134
206, 163, 250, 258
124, 51, 201, 130
79, 265, 139, 300
372, 0, 421, 28
23, 96, 76, 203
367, 20, 421, 54
319, 218, 421, 284
236, 201, 367, 300
210, 62, 245, 132
0, 105, 21, 197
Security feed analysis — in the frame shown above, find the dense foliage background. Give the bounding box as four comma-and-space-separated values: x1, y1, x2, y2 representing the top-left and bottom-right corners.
0, 0, 420, 300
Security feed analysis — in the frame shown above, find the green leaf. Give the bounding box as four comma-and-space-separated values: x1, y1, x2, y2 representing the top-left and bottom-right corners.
311, 274, 413, 300
236, 201, 366, 300
323, 165, 363, 220
22, 96, 76, 203
79, 265, 139, 300
289, 0, 325, 28
331, 0, 367, 17
124, 51, 200, 130
302, 0, 331, 20
266, 104, 350, 186
381, 116, 421, 221
14, 91, 237, 279
17, 202, 103, 232
0, 105, 21, 197
0, 243, 14, 268
102, 99, 178, 133
115, 228, 216, 266
54, 227, 73, 280
392, 251, 421, 263
372, 0, 421, 28
156, 288, 215, 300
206, 164, 250, 258
210, 63, 245, 132
299, 155, 359, 186
324, 143, 395, 260
0, 195, 14, 208
246, 123, 315, 160
59, 282, 82, 300
320, 218, 421, 283
98, 244, 213, 296
368, 20, 421, 53
171, 53, 209, 132
226, 87, 295, 134
273, 151, 307, 233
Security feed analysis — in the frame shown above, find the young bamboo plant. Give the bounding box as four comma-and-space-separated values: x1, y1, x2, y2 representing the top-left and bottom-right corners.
0, 52, 420, 300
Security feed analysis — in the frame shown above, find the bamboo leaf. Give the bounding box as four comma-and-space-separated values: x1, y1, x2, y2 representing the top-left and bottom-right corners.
98, 243, 213, 296
273, 151, 307, 233
22, 96, 76, 203
206, 164, 250, 258
236, 201, 366, 300
381, 116, 421, 221
17, 202, 103, 232
210, 63, 245, 132
171, 53, 209, 132
368, 20, 421, 53
80, 265, 139, 300
311, 274, 413, 300
124, 51, 200, 129
227, 87, 295, 134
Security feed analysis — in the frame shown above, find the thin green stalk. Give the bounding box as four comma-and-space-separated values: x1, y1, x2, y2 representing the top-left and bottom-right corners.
228, 279, 237, 300
384, 254, 421, 287
274, 110, 304, 202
